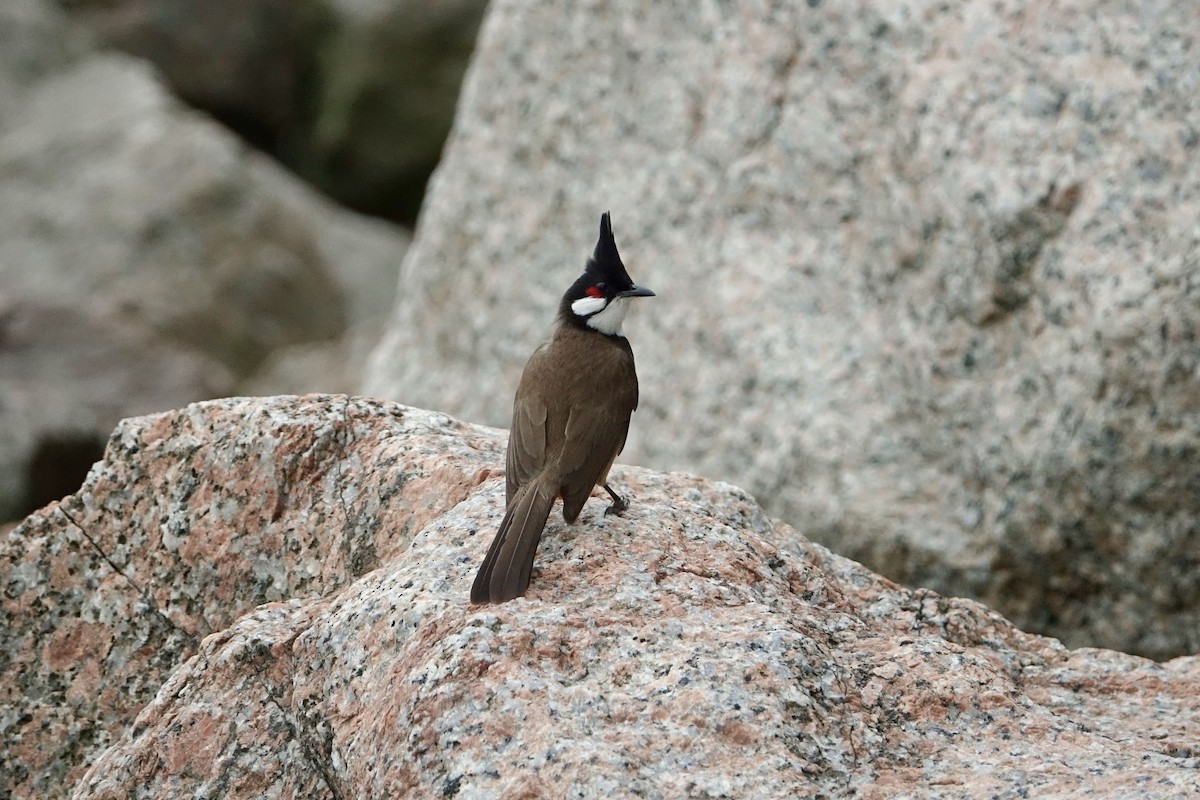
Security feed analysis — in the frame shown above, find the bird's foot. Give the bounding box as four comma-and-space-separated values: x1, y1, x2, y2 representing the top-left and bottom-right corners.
604, 498, 628, 516
603, 483, 629, 516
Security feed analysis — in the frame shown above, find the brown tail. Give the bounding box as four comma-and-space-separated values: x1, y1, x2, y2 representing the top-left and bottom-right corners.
471, 480, 556, 603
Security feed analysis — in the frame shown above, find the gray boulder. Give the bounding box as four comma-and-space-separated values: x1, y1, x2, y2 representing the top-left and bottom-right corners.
0, 51, 407, 521
299, 0, 488, 220
0, 0, 86, 128
365, 0, 1200, 659
0, 54, 346, 373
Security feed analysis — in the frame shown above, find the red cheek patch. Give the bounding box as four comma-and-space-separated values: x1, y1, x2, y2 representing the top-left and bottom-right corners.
586, 286, 604, 298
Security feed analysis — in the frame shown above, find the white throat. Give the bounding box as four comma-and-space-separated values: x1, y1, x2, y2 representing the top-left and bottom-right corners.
583, 296, 630, 335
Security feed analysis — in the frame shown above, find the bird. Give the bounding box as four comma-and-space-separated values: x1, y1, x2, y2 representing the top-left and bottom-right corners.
470, 212, 655, 604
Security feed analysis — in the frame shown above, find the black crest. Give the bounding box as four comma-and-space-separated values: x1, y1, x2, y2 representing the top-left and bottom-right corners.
557, 212, 655, 329
590, 212, 633, 285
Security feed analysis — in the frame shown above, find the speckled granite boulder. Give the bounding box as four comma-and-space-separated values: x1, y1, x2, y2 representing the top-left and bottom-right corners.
2, 396, 1197, 799
1, 396, 496, 798
364, 0, 1200, 659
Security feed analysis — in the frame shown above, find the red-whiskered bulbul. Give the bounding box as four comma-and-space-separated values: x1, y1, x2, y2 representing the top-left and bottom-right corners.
470, 212, 655, 604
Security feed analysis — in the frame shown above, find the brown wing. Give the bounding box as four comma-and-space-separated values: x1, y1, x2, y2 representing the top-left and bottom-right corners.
559, 405, 632, 522
506, 347, 550, 504
558, 338, 639, 521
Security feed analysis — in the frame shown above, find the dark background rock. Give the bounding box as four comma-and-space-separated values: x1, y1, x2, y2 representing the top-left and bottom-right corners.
364, 0, 1200, 660
297, 0, 487, 223
59, 0, 330, 156
60, 0, 488, 223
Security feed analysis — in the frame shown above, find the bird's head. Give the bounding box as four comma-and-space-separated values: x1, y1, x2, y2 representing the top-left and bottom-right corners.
560, 212, 655, 336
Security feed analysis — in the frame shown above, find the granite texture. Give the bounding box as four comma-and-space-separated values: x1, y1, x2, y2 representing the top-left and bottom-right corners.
2, 396, 497, 798
364, 0, 1200, 659
1, 396, 1196, 798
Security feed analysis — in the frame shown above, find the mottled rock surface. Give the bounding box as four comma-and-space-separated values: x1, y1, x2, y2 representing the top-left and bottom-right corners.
2, 396, 495, 798
365, 0, 1200, 659
2, 396, 1197, 799
0, 48, 407, 522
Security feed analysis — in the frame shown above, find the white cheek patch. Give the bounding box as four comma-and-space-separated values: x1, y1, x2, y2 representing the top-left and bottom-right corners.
571, 295, 608, 317
585, 296, 630, 335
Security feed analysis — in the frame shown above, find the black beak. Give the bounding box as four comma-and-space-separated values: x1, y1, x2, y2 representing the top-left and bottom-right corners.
618, 285, 655, 298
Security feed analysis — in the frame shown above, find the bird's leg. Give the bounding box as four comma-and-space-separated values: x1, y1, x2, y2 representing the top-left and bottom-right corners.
603, 483, 629, 516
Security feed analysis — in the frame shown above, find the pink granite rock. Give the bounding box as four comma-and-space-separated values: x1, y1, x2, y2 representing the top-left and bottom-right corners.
2, 395, 1196, 799
2, 395, 498, 798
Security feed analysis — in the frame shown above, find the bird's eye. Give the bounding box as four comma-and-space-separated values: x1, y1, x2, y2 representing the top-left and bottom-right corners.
596, 282, 606, 290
